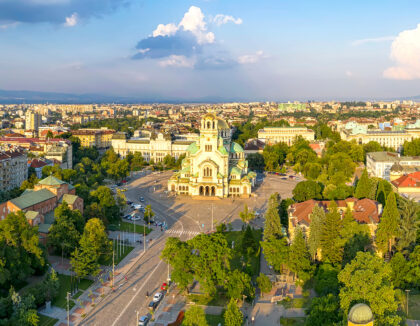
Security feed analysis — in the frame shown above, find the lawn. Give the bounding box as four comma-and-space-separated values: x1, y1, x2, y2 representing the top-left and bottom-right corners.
101, 239, 134, 265
188, 293, 228, 307
225, 229, 262, 277
278, 297, 311, 309
112, 221, 152, 235
38, 314, 59, 326
52, 274, 94, 309
280, 317, 306, 325
408, 294, 420, 320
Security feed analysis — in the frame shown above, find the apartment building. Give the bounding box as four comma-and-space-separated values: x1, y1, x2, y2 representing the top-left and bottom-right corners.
71, 128, 115, 149
257, 127, 315, 145
366, 152, 420, 181
25, 111, 42, 131
0, 148, 28, 192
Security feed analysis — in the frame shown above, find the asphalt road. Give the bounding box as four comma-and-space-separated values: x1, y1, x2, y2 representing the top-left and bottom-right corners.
80, 171, 198, 326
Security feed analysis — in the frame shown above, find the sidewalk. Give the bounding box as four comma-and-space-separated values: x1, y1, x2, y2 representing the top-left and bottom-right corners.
39, 229, 162, 326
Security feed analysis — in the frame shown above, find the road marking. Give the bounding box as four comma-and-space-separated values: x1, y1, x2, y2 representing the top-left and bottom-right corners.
111, 260, 163, 326
165, 230, 200, 236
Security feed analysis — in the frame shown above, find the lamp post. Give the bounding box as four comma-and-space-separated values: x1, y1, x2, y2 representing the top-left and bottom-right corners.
66, 292, 70, 326
406, 289, 411, 316
135, 310, 139, 326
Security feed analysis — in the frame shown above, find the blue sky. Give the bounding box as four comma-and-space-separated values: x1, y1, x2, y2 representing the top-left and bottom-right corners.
1, 0, 420, 101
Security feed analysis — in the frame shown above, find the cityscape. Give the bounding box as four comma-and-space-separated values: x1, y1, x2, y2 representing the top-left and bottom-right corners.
1, 1, 420, 326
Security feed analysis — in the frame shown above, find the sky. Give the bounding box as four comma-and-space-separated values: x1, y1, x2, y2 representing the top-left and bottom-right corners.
1, 0, 420, 101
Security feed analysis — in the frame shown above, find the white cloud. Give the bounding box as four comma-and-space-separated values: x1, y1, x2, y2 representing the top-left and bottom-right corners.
152, 23, 178, 37
238, 50, 265, 64
64, 12, 78, 27
213, 14, 242, 26
351, 36, 395, 46
179, 6, 214, 44
158, 55, 195, 68
138, 48, 150, 54
0, 22, 19, 29
383, 23, 420, 80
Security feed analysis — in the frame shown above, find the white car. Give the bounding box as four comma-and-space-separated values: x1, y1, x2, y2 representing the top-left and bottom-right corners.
152, 292, 163, 303
133, 204, 143, 210
131, 216, 141, 221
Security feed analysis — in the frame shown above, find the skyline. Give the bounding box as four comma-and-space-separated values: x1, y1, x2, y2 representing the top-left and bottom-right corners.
1, 0, 420, 101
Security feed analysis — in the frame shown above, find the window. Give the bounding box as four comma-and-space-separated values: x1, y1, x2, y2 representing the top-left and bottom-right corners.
205, 145, 212, 152
207, 121, 211, 129
203, 167, 212, 177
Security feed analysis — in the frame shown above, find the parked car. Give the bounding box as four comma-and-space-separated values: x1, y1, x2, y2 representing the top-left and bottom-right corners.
138, 315, 149, 325
161, 282, 168, 291
123, 214, 132, 220
127, 201, 133, 205
148, 300, 158, 311
131, 216, 141, 221
153, 292, 163, 303
139, 197, 145, 202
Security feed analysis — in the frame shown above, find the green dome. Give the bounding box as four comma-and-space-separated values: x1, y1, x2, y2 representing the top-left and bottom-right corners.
229, 166, 242, 175
186, 142, 199, 154
348, 304, 373, 324
218, 145, 228, 155
230, 142, 244, 153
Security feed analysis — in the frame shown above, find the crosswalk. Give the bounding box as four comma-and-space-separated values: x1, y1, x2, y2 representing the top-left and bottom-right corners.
165, 229, 201, 236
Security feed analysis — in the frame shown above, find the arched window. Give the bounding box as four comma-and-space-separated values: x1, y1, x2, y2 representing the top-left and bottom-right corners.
203, 167, 212, 177
207, 121, 211, 129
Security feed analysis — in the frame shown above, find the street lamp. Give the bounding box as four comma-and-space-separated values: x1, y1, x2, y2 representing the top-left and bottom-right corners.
406, 289, 411, 316
135, 310, 139, 326
66, 292, 70, 326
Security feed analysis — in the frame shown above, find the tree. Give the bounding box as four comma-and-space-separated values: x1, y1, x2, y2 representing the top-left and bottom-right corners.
307, 205, 325, 261
376, 192, 400, 255
224, 299, 243, 326
256, 273, 272, 294
320, 202, 343, 265
183, 305, 208, 326
107, 159, 129, 182
239, 204, 255, 224
338, 252, 401, 325
161, 237, 194, 292
314, 263, 339, 296
0, 211, 45, 289
241, 225, 258, 255
288, 227, 314, 284
263, 193, 283, 239
144, 205, 155, 224
292, 180, 323, 202
305, 294, 342, 326
90, 186, 119, 223
355, 169, 372, 199
225, 269, 253, 300
261, 236, 289, 273
48, 203, 84, 257
403, 138, 420, 156
247, 153, 265, 171
376, 179, 387, 207
9, 288, 39, 326
395, 199, 420, 254
130, 152, 146, 171
390, 252, 410, 289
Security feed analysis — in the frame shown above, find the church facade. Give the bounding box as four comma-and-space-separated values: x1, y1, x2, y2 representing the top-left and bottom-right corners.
168, 113, 256, 198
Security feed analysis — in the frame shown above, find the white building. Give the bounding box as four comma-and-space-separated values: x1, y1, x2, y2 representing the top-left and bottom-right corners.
168, 113, 256, 198
25, 111, 42, 131
258, 127, 315, 146
366, 152, 420, 181
0, 148, 28, 192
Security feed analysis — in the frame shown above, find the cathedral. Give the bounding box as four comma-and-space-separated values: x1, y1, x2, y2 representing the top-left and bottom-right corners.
168, 113, 256, 198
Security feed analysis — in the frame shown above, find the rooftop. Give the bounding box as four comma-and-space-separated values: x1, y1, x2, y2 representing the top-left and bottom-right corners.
10, 189, 56, 210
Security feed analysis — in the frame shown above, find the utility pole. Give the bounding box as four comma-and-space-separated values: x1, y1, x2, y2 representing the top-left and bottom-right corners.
406, 289, 410, 316
133, 218, 135, 244
66, 292, 70, 326
112, 250, 115, 288
211, 204, 214, 232
136, 310, 139, 326
167, 263, 170, 281
143, 224, 146, 252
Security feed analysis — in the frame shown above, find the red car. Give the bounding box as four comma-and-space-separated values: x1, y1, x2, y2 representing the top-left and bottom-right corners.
161, 283, 168, 291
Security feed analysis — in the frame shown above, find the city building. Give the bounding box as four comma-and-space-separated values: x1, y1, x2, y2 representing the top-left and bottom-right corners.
288, 198, 382, 241
112, 132, 196, 162
0, 148, 28, 192
168, 113, 256, 198
340, 122, 420, 151
366, 152, 420, 181
257, 127, 315, 146
348, 303, 374, 326
0, 137, 73, 169
25, 111, 42, 131
0, 175, 83, 243
71, 127, 115, 149
391, 171, 420, 194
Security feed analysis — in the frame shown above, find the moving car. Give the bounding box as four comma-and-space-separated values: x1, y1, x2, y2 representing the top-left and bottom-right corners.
138, 315, 149, 326
153, 292, 163, 303
139, 197, 145, 202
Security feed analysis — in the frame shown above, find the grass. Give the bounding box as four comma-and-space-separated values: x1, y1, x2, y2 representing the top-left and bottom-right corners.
206, 314, 224, 326
113, 221, 152, 235
279, 317, 306, 325
188, 293, 228, 307
408, 294, 420, 320
38, 314, 59, 326
101, 239, 134, 265
52, 274, 94, 309
278, 297, 311, 309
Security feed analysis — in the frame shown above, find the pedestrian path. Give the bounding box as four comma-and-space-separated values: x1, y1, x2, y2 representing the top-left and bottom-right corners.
165, 229, 200, 236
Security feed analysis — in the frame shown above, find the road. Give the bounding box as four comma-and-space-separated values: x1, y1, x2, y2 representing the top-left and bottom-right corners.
80, 172, 198, 326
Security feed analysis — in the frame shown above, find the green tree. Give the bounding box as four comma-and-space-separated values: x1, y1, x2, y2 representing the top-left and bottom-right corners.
261, 236, 289, 273
355, 169, 372, 199
144, 205, 155, 224
288, 227, 314, 284
263, 193, 283, 239
130, 152, 146, 171
224, 299, 243, 326
376, 192, 400, 255
247, 153, 265, 171
403, 138, 420, 156
9, 288, 39, 326
256, 273, 272, 294
307, 205, 326, 261
241, 225, 258, 255
395, 199, 420, 254
320, 202, 343, 265
239, 204, 255, 224
107, 159, 129, 182
376, 179, 387, 207
161, 237, 194, 292
338, 252, 401, 325
390, 252, 410, 289
226, 269, 254, 300
48, 203, 84, 257
90, 186, 119, 223
183, 305, 208, 326
292, 180, 323, 202
314, 263, 339, 296
305, 294, 342, 326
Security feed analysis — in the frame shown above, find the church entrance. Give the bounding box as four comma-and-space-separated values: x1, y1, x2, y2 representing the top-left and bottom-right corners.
205, 186, 210, 196
211, 186, 215, 196
199, 186, 204, 196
